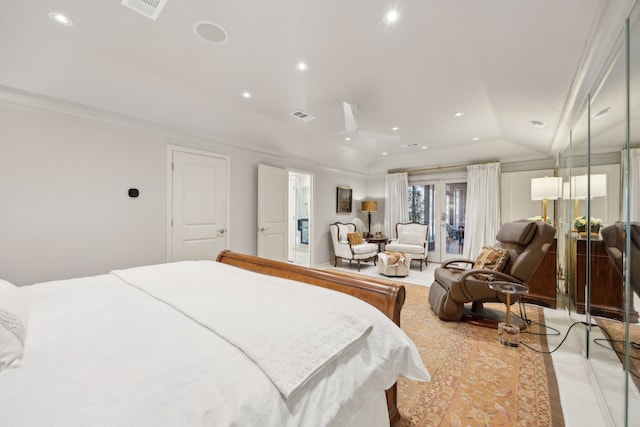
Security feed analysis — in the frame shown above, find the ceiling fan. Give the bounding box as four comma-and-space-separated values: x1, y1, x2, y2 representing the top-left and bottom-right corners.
339, 101, 407, 142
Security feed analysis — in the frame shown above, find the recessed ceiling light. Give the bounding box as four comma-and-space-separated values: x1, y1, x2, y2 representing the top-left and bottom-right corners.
382, 152, 388, 156
392, 126, 399, 131
296, 61, 308, 71
472, 137, 479, 141
345, 137, 351, 141
384, 10, 401, 24
454, 112, 464, 117
241, 91, 252, 99
49, 12, 73, 26
530, 120, 545, 128
422, 146, 427, 149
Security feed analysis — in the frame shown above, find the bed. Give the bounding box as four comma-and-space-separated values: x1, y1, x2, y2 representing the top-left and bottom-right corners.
0, 251, 429, 426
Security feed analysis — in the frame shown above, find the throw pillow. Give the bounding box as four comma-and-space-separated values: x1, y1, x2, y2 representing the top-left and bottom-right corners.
473, 246, 509, 273
337, 224, 351, 243
0, 279, 29, 371
347, 232, 364, 245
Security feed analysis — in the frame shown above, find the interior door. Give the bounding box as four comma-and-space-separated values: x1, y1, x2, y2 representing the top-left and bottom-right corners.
257, 164, 288, 261
168, 147, 229, 261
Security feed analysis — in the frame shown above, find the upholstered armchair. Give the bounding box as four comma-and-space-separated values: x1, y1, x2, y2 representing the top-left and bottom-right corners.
329, 222, 379, 271
385, 222, 429, 270
428, 220, 555, 323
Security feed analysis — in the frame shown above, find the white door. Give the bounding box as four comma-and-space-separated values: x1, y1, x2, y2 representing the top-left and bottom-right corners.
257, 164, 288, 261
409, 179, 466, 263
168, 147, 229, 261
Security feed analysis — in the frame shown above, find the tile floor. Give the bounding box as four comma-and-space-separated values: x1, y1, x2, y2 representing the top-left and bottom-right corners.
323, 260, 640, 427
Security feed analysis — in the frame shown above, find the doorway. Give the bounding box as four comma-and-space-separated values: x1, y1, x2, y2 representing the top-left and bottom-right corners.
288, 171, 312, 267
257, 164, 313, 266
408, 179, 467, 263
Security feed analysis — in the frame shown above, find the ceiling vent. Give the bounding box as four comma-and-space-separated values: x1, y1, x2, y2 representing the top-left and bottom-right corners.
290, 111, 316, 122
121, 0, 169, 21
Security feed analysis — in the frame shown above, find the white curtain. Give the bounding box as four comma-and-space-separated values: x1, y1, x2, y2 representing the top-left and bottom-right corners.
385, 172, 409, 239
623, 148, 640, 221
463, 162, 501, 258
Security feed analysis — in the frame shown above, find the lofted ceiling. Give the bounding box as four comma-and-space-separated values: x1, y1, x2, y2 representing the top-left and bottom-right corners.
0, 0, 633, 173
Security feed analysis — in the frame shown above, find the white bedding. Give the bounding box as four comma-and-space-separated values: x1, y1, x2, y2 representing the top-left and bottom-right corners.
0, 261, 429, 427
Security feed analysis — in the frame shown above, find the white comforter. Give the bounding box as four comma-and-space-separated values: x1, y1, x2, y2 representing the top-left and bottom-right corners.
0, 261, 429, 427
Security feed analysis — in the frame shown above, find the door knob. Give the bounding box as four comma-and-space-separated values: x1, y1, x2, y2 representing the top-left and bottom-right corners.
218, 229, 226, 235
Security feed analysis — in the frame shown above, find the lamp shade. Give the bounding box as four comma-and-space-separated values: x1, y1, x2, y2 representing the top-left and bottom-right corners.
531, 177, 562, 201
361, 200, 377, 212
572, 174, 607, 199
562, 182, 571, 200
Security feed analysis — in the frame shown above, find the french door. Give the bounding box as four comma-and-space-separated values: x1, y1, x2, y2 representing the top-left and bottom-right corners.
408, 179, 467, 263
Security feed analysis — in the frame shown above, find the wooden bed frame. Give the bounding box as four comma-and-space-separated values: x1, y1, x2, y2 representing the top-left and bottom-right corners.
216, 250, 406, 426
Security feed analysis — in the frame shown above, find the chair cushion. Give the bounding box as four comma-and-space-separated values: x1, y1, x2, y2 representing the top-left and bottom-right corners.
385, 242, 425, 255
347, 232, 364, 245
351, 242, 378, 255
398, 231, 425, 245
495, 220, 537, 245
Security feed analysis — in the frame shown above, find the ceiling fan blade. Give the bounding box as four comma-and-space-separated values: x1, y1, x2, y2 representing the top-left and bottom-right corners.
343, 102, 358, 134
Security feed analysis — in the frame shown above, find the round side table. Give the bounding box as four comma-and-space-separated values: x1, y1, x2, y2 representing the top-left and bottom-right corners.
488, 281, 529, 347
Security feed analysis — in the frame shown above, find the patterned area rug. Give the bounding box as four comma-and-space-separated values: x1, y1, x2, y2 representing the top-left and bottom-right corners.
397, 284, 565, 426
594, 317, 640, 392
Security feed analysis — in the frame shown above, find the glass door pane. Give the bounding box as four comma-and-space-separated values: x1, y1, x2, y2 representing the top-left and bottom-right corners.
444, 182, 467, 259
408, 179, 467, 263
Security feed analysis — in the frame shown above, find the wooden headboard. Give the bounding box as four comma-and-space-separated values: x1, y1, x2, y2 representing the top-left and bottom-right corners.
215, 250, 405, 425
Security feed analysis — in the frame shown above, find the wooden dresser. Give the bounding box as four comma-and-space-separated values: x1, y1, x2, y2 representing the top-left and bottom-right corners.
523, 238, 558, 308
573, 237, 638, 322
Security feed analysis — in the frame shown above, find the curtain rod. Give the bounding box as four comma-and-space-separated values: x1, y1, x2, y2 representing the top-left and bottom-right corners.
388, 160, 499, 175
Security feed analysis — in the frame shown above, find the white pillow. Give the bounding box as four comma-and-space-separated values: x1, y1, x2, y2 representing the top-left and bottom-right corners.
337, 224, 351, 243
0, 279, 29, 371
399, 231, 425, 245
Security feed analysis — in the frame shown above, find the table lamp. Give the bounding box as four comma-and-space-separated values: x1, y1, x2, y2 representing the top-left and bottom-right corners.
361, 200, 377, 237
572, 173, 607, 213
531, 177, 562, 223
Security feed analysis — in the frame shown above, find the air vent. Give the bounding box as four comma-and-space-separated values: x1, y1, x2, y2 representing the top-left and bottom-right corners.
121, 0, 169, 21
290, 111, 316, 122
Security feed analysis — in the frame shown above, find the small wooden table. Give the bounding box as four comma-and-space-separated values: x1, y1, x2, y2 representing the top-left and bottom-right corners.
366, 236, 389, 252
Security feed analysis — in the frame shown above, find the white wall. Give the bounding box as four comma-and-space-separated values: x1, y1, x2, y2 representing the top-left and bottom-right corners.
0, 102, 371, 284
1, 105, 166, 285
501, 169, 556, 224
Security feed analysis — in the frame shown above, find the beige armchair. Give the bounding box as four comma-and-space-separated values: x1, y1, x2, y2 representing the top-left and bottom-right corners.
330, 222, 378, 271
428, 220, 555, 323
384, 222, 429, 270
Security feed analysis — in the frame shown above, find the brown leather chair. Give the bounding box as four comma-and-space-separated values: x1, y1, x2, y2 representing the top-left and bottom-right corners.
601, 222, 640, 297
428, 220, 555, 322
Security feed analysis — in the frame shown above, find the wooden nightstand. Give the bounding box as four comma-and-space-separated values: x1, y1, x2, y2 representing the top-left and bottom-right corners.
366, 236, 389, 252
